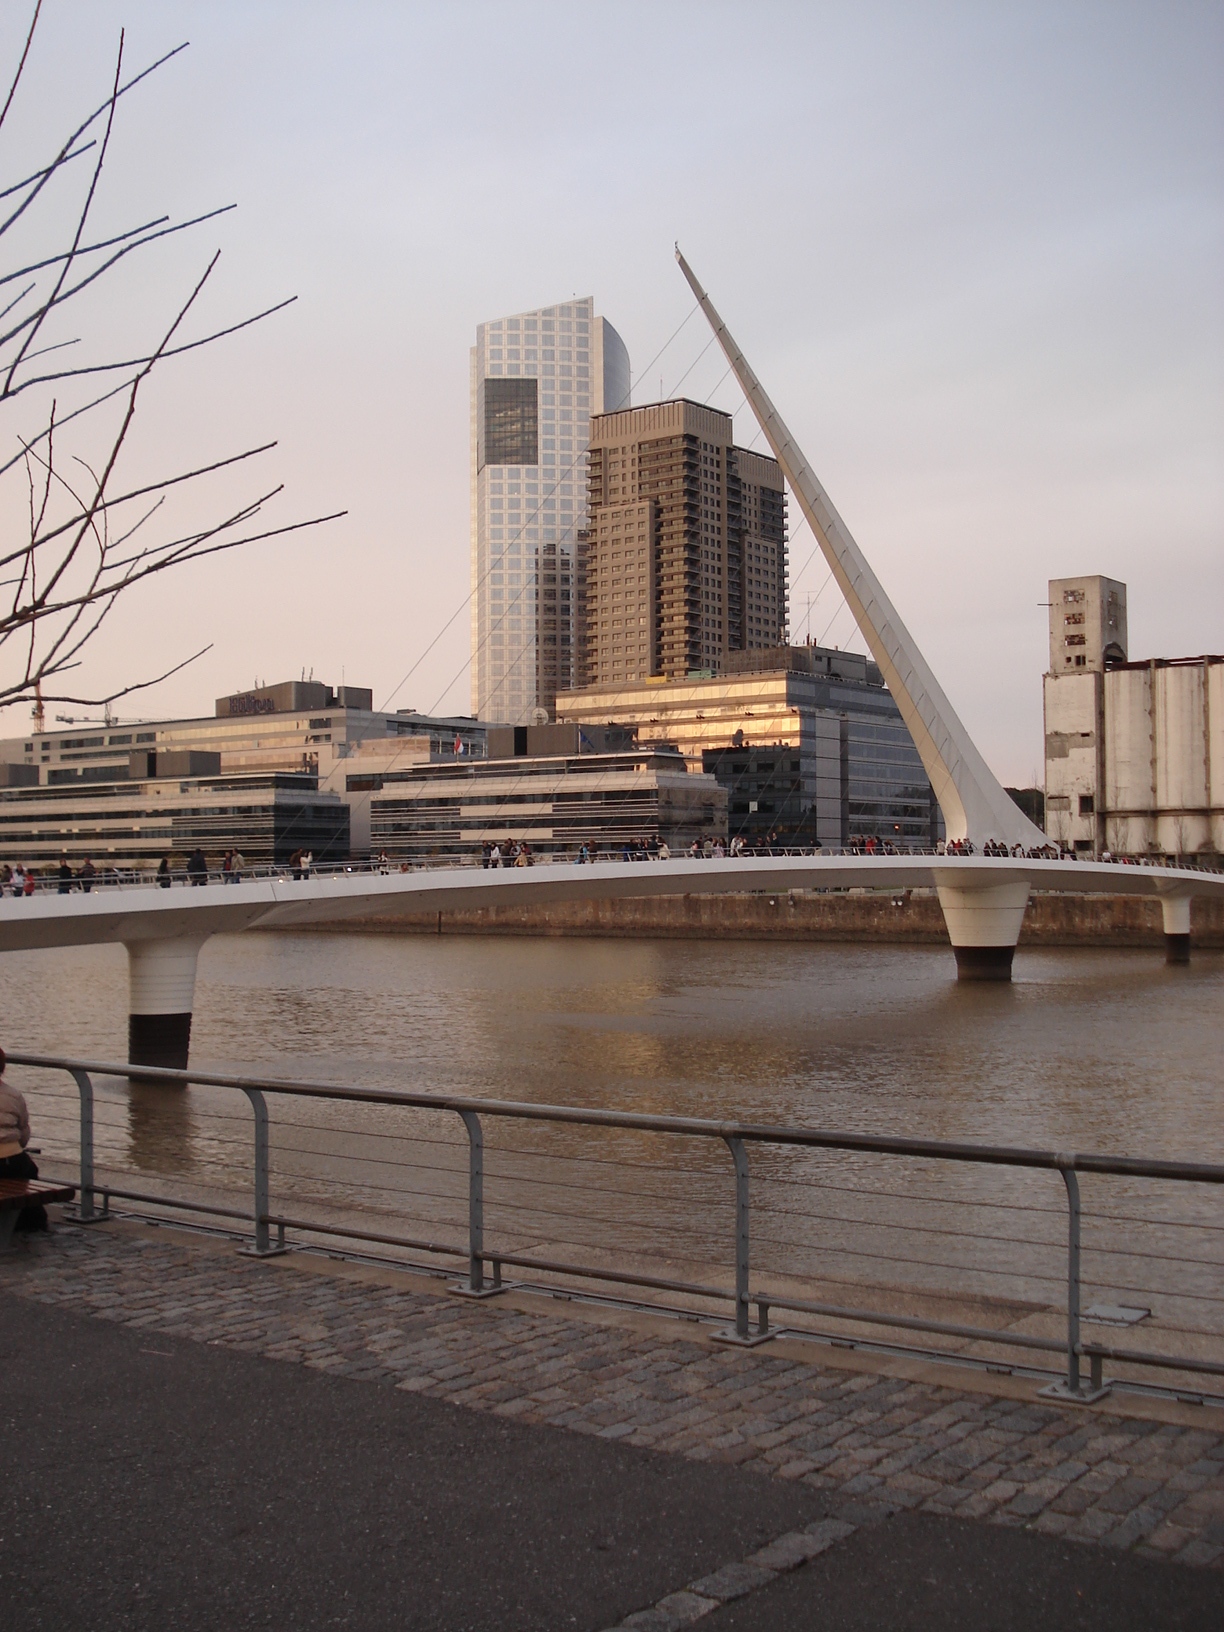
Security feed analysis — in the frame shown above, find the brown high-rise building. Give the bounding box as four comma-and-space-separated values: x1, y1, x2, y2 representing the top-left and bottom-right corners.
577, 400, 787, 687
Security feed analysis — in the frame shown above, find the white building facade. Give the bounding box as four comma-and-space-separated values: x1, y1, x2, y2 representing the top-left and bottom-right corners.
1043, 576, 1223, 861
470, 297, 630, 725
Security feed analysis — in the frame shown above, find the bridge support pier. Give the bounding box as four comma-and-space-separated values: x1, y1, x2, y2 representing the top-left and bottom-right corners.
1160, 895, 1191, 965
936, 882, 1030, 982
125, 937, 209, 1072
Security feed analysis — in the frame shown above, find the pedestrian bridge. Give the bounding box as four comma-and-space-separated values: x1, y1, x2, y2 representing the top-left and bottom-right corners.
0, 851, 1219, 1069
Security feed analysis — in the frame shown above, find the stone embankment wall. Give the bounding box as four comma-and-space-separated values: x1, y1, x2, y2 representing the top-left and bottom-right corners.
319, 889, 1224, 948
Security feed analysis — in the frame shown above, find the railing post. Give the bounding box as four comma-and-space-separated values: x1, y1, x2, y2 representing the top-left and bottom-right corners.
238, 1087, 285, 1258
1040, 1163, 1107, 1402
68, 1068, 97, 1223
715, 1134, 773, 1346
462, 1109, 483, 1291
1063, 1166, 1082, 1394
450, 1109, 507, 1297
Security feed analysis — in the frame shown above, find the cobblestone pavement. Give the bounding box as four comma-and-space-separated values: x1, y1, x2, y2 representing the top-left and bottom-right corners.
4, 1220, 1222, 1580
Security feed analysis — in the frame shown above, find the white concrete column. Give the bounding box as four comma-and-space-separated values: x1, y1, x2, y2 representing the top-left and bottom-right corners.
936, 882, 1030, 982
125, 936, 209, 1071
1159, 894, 1191, 965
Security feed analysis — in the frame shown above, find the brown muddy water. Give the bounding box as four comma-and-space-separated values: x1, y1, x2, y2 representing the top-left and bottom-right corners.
3, 933, 1221, 1346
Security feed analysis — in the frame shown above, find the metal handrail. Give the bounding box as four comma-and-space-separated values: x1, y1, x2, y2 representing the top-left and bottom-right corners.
3, 846, 1220, 895
8, 1047, 1222, 1401
9, 1050, 1223, 1184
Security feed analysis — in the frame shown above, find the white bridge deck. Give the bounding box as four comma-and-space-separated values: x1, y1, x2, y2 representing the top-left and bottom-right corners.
0, 853, 1218, 954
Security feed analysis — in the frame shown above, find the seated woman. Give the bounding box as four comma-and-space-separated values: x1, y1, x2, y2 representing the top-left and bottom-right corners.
0, 1047, 48, 1233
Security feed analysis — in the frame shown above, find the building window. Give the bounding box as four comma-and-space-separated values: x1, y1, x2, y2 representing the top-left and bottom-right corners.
483, 378, 538, 467
1078, 794, 1094, 816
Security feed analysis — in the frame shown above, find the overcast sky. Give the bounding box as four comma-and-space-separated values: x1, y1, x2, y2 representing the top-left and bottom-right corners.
1, 0, 1220, 784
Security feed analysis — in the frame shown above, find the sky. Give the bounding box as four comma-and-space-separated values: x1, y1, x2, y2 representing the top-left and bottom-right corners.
0, 0, 1220, 785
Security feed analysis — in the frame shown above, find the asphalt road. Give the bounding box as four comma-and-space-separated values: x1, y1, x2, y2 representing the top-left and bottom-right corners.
2, 1296, 1219, 1631
704, 1509, 1222, 1632
1, 1296, 820, 1631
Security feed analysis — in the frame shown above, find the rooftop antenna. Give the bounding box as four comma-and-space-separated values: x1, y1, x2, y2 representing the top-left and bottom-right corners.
32, 680, 44, 734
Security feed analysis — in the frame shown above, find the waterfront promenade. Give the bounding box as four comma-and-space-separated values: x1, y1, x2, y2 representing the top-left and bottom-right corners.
3, 1217, 1220, 1629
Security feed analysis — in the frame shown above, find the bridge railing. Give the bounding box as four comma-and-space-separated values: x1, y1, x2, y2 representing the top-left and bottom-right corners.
3, 847, 1220, 896
8, 1049, 1223, 1408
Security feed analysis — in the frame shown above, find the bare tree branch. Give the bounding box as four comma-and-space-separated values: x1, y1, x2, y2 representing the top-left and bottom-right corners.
0, 10, 344, 717
0, 0, 40, 135
1, 294, 297, 399
9, 643, 214, 709
0, 36, 188, 241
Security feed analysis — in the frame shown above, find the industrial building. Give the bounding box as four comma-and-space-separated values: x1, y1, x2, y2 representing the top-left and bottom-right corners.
370, 724, 726, 861
470, 296, 631, 725
577, 399, 788, 685
1043, 576, 1223, 861
557, 645, 941, 848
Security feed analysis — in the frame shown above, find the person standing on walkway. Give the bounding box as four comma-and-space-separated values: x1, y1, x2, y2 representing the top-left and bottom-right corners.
57, 857, 73, 893
187, 847, 208, 886
0, 1047, 48, 1233
78, 857, 96, 892
157, 857, 172, 889
230, 850, 245, 883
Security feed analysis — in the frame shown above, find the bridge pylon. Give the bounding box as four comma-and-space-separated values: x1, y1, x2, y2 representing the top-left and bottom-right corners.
125, 936, 208, 1073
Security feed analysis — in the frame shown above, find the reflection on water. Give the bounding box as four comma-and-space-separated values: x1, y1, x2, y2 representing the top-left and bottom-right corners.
126, 1080, 199, 1174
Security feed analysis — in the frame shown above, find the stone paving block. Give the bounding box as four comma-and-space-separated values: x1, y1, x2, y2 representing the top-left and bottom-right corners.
1067, 1508, 1120, 1542
1031, 1510, 1075, 1536
687, 1561, 775, 1602
745, 1531, 812, 1572
1177, 1539, 1224, 1567
650, 1589, 722, 1625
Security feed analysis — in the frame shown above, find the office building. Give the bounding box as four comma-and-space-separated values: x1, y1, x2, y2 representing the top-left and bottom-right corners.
1043, 577, 1223, 860
370, 725, 726, 861
0, 758, 349, 868
0, 677, 487, 860
471, 297, 631, 725
558, 645, 941, 848
578, 399, 787, 686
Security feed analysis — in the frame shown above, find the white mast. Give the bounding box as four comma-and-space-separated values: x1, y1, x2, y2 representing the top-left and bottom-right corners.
675, 247, 1045, 849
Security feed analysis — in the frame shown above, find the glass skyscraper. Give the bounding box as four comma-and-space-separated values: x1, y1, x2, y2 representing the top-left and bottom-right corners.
470, 297, 630, 723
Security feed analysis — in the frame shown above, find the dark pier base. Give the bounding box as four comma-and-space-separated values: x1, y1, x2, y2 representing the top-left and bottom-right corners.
1164, 933, 1191, 966
952, 945, 1015, 982
128, 1012, 192, 1074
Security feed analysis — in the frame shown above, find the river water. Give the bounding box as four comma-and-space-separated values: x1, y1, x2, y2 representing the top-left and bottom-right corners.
4, 932, 1222, 1349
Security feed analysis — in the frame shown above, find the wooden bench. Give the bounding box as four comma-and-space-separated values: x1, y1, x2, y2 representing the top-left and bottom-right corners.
0, 1178, 77, 1250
